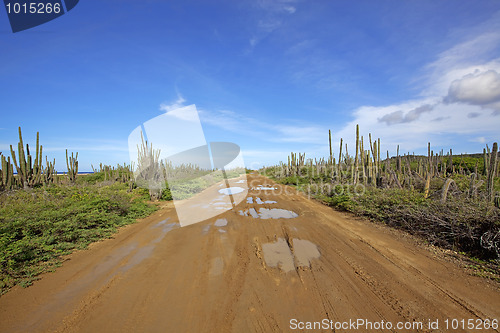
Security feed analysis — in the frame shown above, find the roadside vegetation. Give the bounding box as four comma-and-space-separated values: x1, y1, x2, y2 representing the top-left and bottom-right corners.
0, 127, 245, 294
0, 128, 164, 294
261, 126, 500, 275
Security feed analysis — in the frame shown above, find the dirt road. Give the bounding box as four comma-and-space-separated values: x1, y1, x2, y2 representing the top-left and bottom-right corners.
1, 174, 499, 332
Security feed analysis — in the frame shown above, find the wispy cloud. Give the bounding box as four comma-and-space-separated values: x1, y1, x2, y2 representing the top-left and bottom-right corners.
159, 94, 187, 112
200, 108, 325, 145
247, 0, 298, 50
378, 104, 435, 126
333, 14, 500, 154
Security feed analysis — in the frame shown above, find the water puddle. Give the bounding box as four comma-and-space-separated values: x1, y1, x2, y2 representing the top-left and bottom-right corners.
209, 257, 224, 277
262, 238, 295, 273
235, 179, 246, 183
214, 218, 228, 227
246, 196, 278, 205
153, 218, 169, 226
261, 238, 321, 273
218, 229, 227, 233
238, 208, 298, 219
119, 245, 155, 273
151, 218, 179, 243
256, 197, 277, 204
22, 243, 138, 332
249, 208, 259, 218
292, 239, 320, 267
258, 208, 298, 219
218, 187, 245, 195
202, 225, 211, 234
252, 185, 278, 190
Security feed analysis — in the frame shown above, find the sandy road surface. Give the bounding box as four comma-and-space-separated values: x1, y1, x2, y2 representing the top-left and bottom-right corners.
0, 174, 499, 332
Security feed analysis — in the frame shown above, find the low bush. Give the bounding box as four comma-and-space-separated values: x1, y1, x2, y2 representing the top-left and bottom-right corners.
0, 182, 157, 294
320, 187, 500, 260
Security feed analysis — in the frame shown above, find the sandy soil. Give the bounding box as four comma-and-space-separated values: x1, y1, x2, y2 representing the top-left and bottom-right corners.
0, 174, 499, 332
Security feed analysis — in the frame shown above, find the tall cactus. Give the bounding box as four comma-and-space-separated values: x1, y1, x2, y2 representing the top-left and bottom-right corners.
44, 156, 56, 184
66, 149, 79, 183
483, 147, 489, 176
353, 124, 359, 184
9, 127, 43, 188
1, 154, 15, 190
486, 142, 498, 202
328, 129, 333, 162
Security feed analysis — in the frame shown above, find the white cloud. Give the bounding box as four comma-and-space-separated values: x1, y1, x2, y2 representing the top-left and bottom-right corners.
159, 94, 186, 112
446, 70, 500, 105
419, 13, 500, 97
378, 104, 434, 125
333, 15, 500, 156
337, 99, 500, 155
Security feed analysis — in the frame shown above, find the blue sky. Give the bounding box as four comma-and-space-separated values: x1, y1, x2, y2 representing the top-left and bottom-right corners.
1, 0, 500, 171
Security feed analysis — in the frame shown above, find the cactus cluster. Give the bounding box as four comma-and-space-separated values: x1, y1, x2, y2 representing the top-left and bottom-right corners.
0, 127, 62, 190
93, 162, 133, 183
135, 131, 163, 200
263, 124, 499, 207
9, 127, 43, 188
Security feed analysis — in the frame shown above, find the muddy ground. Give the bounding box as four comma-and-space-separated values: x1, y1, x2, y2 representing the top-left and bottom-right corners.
0, 174, 498, 332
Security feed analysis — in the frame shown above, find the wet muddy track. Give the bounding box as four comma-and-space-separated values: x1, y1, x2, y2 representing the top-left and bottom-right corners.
0, 174, 499, 332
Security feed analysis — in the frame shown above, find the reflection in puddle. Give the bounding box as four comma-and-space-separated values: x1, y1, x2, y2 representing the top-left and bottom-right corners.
292, 239, 320, 267
151, 218, 179, 243
262, 238, 295, 272
238, 208, 298, 219
259, 208, 298, 219
214, 218, 228, 227
218, 187, 245, 195
202, 225, 211, 234
246, 196, 278, 205
252, 185, 277, 190
261, 238, 321, 273
209, 257, 224, 277
235, 179, 246, 183
154, 219, 168, 226
218, 229, 227, 233
119, 245, 155, 273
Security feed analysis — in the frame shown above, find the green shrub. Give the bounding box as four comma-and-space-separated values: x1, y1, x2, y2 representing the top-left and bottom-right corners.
0, 182, 157, 294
